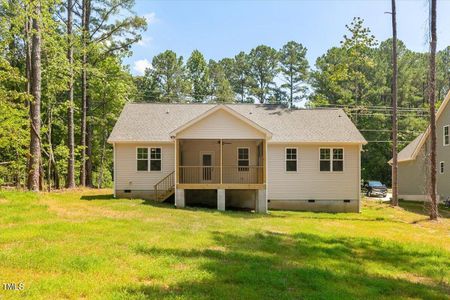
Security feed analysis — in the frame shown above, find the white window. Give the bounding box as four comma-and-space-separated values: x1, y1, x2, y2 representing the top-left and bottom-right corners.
320, 148, 344, 172
150, 148, 162, 171
332, 148, 344, 172
137, 148, 148, 171
440, 161, 445, 174
286, 148, 298, 172
444, 125, 449, 146
237, 148, 249, 171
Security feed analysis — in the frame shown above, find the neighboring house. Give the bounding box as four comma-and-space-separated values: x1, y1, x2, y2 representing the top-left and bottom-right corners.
394, 91, 450, 202
108, 103, 367, 213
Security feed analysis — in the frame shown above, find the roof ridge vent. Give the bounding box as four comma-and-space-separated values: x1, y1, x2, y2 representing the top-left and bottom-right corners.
166, 109, 169, 114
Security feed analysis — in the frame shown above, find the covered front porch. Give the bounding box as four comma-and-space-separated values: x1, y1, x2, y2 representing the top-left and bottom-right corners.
174, 139, 267, 212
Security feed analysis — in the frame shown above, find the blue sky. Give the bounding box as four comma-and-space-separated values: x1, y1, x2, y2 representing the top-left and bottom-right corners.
127, 0, 450, 75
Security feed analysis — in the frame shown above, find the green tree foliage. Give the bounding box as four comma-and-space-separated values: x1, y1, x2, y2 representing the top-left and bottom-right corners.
208, 60, 234, 103
0, 0, 145, 188
148, 50, 187, 102
221, 52, 252, 102
310, 17, 431, 184
279, 41, 309, 107
248, 45, 279, 103
186, 50, 210, 102
0, 58, 29, 185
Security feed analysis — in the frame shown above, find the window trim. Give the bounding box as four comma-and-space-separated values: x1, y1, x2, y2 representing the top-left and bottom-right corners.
285, 147, 298, 172
237, 147, 250, 172
444, 125, 449, 146
150, 147, 162, 172
332, 148, 344, 172
319, 147, 344, 172
136, 147, 149, 172
440, 161, 445, 174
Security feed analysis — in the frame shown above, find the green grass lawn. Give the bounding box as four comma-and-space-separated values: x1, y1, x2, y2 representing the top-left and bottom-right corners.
0, 190, 449, 299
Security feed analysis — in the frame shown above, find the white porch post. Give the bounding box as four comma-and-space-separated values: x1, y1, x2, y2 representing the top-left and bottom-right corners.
217, 189, 225, 211
256, 189, 267, 213
175, 189, 185, 208
220, 139, 223, 184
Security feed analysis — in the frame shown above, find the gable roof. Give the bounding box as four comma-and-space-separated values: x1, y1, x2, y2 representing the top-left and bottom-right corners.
107, 103, 367, 144
391, 133, 424, 164
170, 104, 273, 138
396, 90, 450, 162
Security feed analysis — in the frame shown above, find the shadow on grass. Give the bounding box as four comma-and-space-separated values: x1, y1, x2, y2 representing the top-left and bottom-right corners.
399, 200, 450, 219
118, 231, 449, 299
80, 194, 115, 201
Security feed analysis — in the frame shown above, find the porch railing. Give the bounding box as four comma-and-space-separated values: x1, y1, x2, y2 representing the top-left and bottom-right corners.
178, 166, 264, 184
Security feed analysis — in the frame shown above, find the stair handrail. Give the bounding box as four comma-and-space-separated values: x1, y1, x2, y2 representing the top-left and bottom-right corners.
154, 171, 175, 201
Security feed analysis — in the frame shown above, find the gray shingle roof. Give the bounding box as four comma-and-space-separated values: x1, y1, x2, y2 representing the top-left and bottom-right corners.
397, 133, 424, 162
108, 103, 367, 144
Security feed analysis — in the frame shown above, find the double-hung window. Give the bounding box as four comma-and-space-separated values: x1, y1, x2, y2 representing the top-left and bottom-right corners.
332, 148, 344, 172
137, 148, 148, 171
286, 148, 298, 172
238, 148, 249, 171
444, 125, 449, 146
320, 148, 344, 172
150, 148, 162, 171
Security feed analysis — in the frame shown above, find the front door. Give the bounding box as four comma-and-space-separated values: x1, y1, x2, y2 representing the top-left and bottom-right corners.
200, 152, 214, 182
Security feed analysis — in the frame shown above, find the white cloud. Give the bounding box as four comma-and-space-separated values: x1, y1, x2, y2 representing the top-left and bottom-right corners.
133, 59, 152, 75
137, 36, 153, 47
144, 12, 158, 25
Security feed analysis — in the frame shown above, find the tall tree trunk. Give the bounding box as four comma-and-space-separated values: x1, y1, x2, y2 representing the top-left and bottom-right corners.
47, 106, 60, 191
86, 110, 93, 186
66, 0, 75, 188
80, 0, 90, 186
97, 129, 107, 189
289, 68, 293, 108
27, 1, 41, 191
429, 0, 438, 220
391, 0, 399, 206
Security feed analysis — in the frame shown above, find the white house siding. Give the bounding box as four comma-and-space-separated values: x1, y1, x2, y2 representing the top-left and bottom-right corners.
176, 109, 266, 139
115, 142, 174, 199
267, 143, 360, 212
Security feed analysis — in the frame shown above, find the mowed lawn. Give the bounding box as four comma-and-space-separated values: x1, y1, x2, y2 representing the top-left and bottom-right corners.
0, 190, 449, 300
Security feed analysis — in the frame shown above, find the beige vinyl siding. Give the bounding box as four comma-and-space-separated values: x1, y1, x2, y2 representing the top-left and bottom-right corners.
267, 144, 360, 200
180, 139, 260, 166
398, 148, 427, 197
115, 143, 174, 191
398, 99, 450, 200
176, 109, 265, 139
437, 101, 450, 199
181, 140, 221, 166
179, 139, 261, 183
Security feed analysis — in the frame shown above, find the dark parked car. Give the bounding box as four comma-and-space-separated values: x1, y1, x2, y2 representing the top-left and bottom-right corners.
363, 181, 388, 198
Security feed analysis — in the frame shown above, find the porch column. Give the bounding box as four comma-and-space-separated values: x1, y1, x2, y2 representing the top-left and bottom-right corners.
175, 189, 185, 208
217, 189, 225, 211
256, 189, 267, 213
220, 139, 223, 184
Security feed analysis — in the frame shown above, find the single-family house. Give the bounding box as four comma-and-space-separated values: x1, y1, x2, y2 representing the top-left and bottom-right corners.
394, 91, 450, 202
108, 103, 367, 213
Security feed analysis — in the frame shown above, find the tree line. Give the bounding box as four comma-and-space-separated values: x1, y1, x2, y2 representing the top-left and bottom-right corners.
1, 2, 449, 190
134, 41, 309, 107
0, 0, 146, 189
